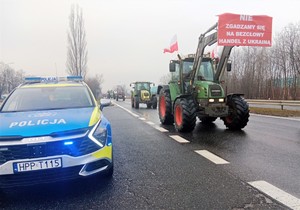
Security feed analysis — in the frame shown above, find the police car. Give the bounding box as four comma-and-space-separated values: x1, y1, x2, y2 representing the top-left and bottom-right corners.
0, 76, 113, 188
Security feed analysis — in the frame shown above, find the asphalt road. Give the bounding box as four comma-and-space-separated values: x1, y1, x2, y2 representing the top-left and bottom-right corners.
0, 99, 299, 209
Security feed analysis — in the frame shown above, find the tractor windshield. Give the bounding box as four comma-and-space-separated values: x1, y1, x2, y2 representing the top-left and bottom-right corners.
182, 61, 193, 79
196, 60, 214, 81
137, 83, 150, 90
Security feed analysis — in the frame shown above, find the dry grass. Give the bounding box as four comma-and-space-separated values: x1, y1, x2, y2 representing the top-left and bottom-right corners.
250, 107, 300, 117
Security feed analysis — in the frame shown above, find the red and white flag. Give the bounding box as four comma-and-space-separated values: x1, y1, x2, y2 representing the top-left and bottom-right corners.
163, 35, 178, 53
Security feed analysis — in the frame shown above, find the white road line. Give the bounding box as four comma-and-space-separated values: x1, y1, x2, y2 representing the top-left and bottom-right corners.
130, 113, 139, 117
112, 102, 139, 117
113, 102, 171, 133
248, 180, 300, 210
169, 135, 190, 143
194, 150, 229, 164
154, 126, 169, 132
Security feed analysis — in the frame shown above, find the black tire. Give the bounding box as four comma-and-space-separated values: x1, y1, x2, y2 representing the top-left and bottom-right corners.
199, 117, 217, 124
147, 103, 152, 109
116, 96, 118, 101
131, 97, 134, 108
174, 98, 197, 132
222, 95, 249, 130
123, 97, 125, 101
152, 97, 157, 109
134, 97, 139, 109
158, 89, 173, 124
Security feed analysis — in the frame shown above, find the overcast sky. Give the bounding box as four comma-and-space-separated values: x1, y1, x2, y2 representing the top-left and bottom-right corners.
1, 0, 300, 92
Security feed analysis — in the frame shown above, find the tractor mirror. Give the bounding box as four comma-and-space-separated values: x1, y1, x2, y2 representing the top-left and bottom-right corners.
227, 60, 232, 72
169, 62, 176, 72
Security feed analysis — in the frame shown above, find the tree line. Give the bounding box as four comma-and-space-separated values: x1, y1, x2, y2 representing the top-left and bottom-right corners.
225, 22, 300, 100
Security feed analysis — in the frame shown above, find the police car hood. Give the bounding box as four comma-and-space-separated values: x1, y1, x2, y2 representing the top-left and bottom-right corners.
0, 107, 99, 138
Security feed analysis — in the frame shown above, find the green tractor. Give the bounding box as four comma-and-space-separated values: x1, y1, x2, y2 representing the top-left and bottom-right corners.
130, 81, 157, 109
157, 23, 249, 132
115, 85, 125, 101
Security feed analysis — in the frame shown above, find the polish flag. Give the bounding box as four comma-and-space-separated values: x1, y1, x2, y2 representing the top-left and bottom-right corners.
163, 35, 178, 53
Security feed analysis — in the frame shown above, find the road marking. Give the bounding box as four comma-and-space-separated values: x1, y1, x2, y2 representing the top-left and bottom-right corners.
113, 101, 171, 133
112, 102, 139, 117
248, 180, 300, 210
169, 135, 189, 143
154, 126, 169, 132
130, 113, 139, 117
194, 150, 229, 164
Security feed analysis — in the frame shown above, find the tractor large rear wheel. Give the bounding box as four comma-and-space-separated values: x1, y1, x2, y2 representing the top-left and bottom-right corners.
222, 95, 249, 130
174, 98, 196, 132
158, 89, 173, 125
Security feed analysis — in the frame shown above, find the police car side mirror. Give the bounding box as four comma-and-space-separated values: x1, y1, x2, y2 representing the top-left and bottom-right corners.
100, 98, 111, 110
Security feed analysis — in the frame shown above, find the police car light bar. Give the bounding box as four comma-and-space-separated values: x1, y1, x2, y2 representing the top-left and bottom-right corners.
24, 76, 83, 83
67, 76, 83, 81
24, 77, 43, 83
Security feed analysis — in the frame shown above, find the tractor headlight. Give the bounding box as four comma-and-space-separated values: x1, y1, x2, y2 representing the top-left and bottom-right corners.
88, 120, 107, 148
218, 98, 224, 102
208, 99, 215, 103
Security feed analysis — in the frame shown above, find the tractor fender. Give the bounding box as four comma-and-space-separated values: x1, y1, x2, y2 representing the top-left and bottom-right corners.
226, 93, 245, 102
157, 85, 169, 95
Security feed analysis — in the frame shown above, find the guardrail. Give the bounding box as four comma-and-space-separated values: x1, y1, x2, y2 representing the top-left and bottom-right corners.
247, 99, 300, 110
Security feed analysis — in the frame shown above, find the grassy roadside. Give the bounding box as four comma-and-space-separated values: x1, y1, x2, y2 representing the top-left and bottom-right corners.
250, 107, 300, 117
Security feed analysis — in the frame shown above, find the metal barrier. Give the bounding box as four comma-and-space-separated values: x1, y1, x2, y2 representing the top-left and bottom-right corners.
247, 99, 300, 110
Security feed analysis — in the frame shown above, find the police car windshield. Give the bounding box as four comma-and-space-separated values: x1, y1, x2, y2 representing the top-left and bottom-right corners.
1, 86, 94, 112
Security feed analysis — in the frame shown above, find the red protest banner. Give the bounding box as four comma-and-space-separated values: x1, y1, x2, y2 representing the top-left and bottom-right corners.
217, 13, 272, 47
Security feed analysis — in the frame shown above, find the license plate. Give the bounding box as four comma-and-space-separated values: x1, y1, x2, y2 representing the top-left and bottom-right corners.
13, 158, 62, 173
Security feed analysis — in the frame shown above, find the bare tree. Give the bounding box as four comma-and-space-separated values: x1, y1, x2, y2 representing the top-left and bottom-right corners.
159, 73, 172, 84
85, 74, 104, 99
66, 4, 88, 77
0, 63, 25, 97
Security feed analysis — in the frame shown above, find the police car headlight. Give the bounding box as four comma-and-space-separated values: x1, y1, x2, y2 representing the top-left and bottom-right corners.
88, 120, 107, 148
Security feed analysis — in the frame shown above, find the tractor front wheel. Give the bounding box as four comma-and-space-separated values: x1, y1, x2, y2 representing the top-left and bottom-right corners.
174, 98, 196, 132
158, 89, 173, 124
152, 96, 157, 109
134, 97, 139, 109
222, 95, 249, 130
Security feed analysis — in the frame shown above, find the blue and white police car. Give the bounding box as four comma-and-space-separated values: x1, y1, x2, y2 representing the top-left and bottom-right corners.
0, 76, 113, 188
